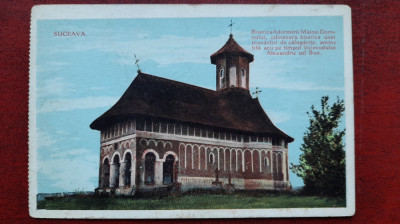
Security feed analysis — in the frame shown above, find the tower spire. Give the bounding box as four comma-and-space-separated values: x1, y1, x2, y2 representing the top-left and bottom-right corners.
228, 19, 235, 35
210, 32, 254, 91
134, 53, 141, 73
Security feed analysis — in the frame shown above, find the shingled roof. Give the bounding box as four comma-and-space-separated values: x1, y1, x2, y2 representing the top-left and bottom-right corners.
210, 34, 254, 64
90, 73, 293, 142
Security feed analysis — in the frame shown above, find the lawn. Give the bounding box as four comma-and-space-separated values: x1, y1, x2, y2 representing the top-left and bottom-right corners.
37, 191, 346, 210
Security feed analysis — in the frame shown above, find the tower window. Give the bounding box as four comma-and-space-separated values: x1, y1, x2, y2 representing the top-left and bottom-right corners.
220, 69, 224, 78
229, 66, 237, 87
240, 68, 246, 88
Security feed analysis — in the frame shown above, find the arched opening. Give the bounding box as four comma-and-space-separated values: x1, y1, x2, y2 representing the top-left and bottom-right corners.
240, 68, 246, 88
193, 145, 199, 169
219, 148, 224, 171
163, 154, 175, 185
219, 69, 225, 89
237, 150, 242, 172
229, 66, 237, 87
200, 147, 206, 170
244, 150, 252, 172
123, 153, 132, 186
277, 153, 283, 181
231, 150, 236, 172
102, 158, 110, 187
111, 155, 120, 188
145, 153, 156, 185
186, 145, 192, 169
253, 150, 260, 172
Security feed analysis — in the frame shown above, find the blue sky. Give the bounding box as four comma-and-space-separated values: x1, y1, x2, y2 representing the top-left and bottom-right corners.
35, 16, 344, 193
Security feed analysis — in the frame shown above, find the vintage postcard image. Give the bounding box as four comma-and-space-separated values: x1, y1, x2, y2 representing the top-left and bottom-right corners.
29, 4, 354, 218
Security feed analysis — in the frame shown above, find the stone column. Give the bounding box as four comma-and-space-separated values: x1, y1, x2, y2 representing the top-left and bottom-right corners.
110, 163, 117, 187
131, 156, 136, 186
270, 153, 274, 174
140, 159, 145, 185
282, 152, 287, 182
155, 160, 163, 186
119, 162, 127, 187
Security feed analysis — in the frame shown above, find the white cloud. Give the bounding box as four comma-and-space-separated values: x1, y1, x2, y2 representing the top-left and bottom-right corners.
47, 34, 228, 66
38, 147, 98, 192
37, 129, 58, 148
251, 64, 343, 91
267, 110, 292, 124
50, 148, 87, 158
37, 77, 75, 99
37, 96, 119, 113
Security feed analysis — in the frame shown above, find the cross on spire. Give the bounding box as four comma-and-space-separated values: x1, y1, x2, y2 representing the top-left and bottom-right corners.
228, 19, 235, 34
252, 87, 262, 98
134, 53, 141, 73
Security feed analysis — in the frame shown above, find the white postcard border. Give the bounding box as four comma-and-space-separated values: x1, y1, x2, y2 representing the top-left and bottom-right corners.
29, 4, 354, 219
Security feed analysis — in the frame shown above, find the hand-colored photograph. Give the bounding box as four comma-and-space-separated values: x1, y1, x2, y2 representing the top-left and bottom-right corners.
29, 4, 354, 218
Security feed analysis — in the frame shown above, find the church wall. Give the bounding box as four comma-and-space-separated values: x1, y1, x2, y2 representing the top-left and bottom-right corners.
97, 118, 291, 194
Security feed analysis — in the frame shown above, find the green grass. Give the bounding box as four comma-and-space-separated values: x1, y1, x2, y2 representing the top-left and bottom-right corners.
37, 192, 346, 210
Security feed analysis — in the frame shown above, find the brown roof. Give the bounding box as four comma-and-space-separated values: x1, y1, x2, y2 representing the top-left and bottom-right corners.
210, 34, 254, 64
90, 73, 293, 142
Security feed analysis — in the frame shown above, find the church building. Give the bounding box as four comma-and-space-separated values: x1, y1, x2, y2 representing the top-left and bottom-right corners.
90, 34, 294, 196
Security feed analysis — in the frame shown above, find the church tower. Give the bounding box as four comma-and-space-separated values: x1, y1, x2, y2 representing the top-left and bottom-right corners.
210, 34, 254, 91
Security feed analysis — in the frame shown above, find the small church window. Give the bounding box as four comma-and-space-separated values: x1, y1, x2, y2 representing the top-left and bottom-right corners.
241, 68, 245, 76
195, 127, 200, 136
274, 137, 282, 146
264, 157, 269, 167
153, 121, 160, 133
243, 135, 249, 143
174, 124, 180, 135
209, 153, 215, 164
167, 123, 174, 134
136, 119, 144, 131
145, 120, 152, 132
220, 69, 224, 78
182, 125, 187, 135
160, 122, 167, 133
201, 128, 207, 138
188, 126, 194, 136
214, 131, 220, 139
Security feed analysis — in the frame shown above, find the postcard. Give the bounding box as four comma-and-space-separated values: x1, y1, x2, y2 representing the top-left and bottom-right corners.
29, 4, 354, 218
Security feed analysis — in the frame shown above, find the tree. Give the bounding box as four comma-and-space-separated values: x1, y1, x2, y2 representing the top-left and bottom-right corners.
290, 96, 345, 197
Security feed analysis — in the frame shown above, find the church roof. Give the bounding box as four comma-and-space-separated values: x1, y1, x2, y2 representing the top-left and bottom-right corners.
90, 72, 294, 142
210, 34, 254, 64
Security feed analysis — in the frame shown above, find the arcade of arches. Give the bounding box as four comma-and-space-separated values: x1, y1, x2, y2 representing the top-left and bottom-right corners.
98, 135, 290, 195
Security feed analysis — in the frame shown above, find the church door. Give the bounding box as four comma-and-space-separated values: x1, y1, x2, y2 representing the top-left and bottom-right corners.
145, 153, 156, 185
163, 155, 175, 185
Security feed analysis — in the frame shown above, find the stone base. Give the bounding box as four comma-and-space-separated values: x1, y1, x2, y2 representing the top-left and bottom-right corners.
212, 181, 223, 189
225, 184, 235, 194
